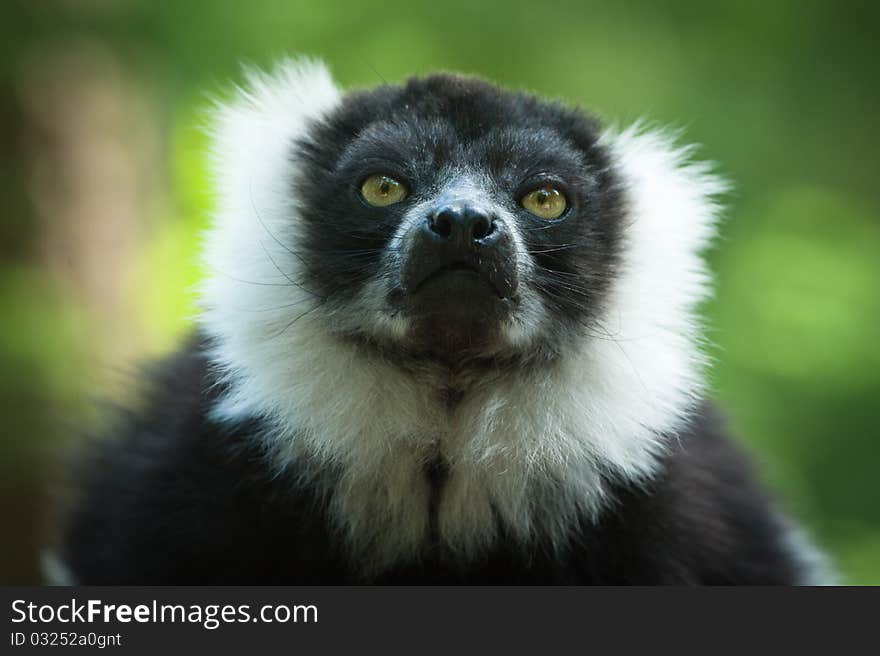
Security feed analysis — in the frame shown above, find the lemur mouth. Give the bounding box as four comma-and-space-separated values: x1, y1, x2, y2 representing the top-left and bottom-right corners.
412, 261, 491, 294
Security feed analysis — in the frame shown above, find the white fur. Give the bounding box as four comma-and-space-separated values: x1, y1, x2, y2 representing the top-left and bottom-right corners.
199, 59, 723, 571
779, 520, 838, 585
41, 550, 76, 586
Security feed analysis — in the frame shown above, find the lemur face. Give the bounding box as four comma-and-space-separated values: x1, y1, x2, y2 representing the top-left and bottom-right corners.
292, 75, 626, 363
202, 61, 721, 514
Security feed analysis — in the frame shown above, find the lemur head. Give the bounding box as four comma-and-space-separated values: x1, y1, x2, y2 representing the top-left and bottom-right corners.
291, 73, 624, 364
200, 60, 724, 561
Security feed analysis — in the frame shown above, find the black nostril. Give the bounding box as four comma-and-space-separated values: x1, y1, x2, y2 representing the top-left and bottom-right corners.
428, 205, 497, 244
429, 210, 454, 238
470, 216, 494, 241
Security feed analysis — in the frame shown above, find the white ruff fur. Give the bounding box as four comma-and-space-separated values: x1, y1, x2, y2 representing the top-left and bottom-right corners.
199, 60, 725, 570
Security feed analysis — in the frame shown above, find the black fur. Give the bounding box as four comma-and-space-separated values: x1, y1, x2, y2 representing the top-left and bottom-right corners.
56, 338, 809, 584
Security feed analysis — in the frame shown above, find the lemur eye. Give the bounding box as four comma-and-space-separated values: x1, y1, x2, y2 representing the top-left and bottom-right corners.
521, 187, 567, 220
361, 174, 408, 207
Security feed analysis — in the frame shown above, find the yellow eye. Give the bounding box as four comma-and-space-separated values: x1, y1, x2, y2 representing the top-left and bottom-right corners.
360, 174, 408, 207
521, 187, 567, 220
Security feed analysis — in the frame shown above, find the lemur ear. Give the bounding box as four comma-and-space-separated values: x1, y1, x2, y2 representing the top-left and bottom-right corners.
602, 125, 726, 272
208, 58, 341, 228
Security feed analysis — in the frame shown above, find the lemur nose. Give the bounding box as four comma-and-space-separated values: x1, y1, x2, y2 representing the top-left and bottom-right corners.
405, 201, 517, 298
426, 204, 498, 247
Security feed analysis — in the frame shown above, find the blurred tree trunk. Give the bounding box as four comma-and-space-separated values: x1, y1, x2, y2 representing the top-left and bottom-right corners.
0, 38, 163, 584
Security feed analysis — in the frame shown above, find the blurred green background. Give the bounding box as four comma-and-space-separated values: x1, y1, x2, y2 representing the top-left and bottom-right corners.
1, 0, 877, 584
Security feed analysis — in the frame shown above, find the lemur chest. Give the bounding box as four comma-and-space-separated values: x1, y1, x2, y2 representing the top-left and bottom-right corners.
323, 419, 561, 570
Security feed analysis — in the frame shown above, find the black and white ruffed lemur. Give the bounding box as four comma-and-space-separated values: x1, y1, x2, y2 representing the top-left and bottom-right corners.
47, 59, 833, 585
